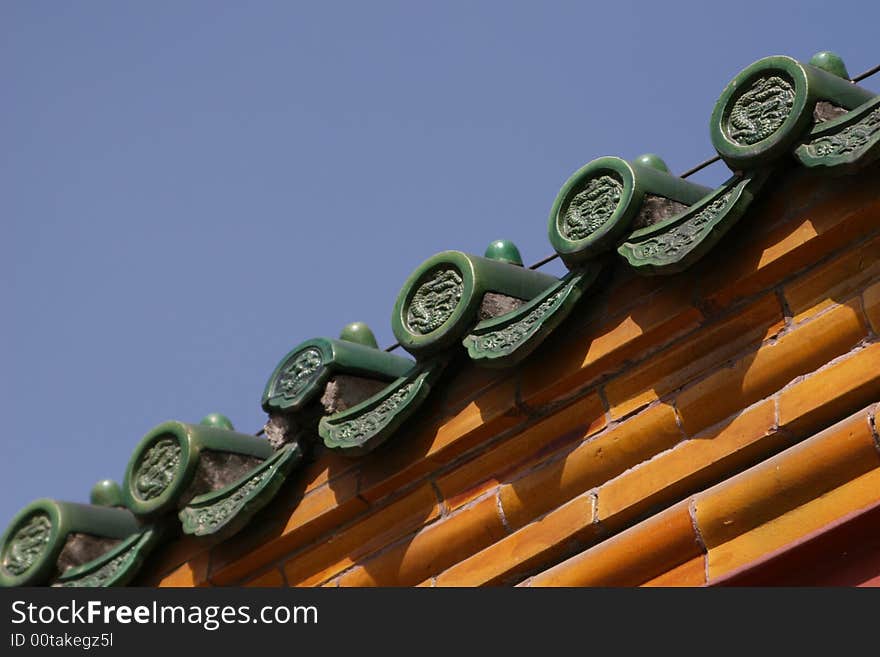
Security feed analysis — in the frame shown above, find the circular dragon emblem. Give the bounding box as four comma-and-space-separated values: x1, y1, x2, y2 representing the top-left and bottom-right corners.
406, 267, 464, 335
2, 513, 52, 577
133, 437, 182, 501
727, 74, 795, 145
276, 347, 323, 400
560, 174, 623, 241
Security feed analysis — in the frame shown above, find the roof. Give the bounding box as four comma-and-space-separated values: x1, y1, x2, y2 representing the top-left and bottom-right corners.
2, 50, 879, 588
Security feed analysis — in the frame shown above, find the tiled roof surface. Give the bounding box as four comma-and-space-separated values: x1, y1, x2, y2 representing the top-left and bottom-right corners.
2, 51, 879, 587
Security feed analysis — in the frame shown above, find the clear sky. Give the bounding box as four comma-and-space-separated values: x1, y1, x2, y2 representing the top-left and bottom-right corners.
2, 1, 878, 530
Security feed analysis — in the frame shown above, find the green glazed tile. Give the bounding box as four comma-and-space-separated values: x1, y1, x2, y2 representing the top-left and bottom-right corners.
710, 55, 874, 169
52, 526, 164, 588
463, 264, 602, 367
123, 421, 274, 518
548, 156, 709, 266
618, 173, 768, 275
178, 443, 302, 539
794, 96, 880, 172
262, 336, 413, 413
0, 500, 141, 587
318, 360, 446, 456
391, 251, 557, 359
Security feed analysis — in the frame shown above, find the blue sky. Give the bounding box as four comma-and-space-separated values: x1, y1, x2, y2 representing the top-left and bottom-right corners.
2, 1, 878, 530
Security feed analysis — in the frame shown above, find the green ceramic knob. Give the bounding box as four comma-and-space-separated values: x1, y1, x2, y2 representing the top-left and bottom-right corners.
548, 156, 710, 266
90, 480, 125, 508
262, 337, 414, 413
338, 322, 380, 348
391, 251, 557, 358
710, 55, 874, 169
484, 240, 524, 266
633, 153, 670, 172
0, 499, 140, 587
122, 421, 274, 518
808, 51, 850, 80
199, 413, 235, 431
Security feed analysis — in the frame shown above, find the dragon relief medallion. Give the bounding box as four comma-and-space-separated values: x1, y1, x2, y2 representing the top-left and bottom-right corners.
134, 437, 182, 501
560, 174, 623, 241
276, 348, 323, 400
406, 268, 464, 335
3, 513, 52, 576
727, 74, 796, 145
